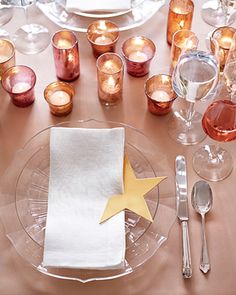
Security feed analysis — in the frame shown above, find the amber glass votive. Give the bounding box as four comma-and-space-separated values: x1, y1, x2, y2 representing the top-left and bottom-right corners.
1, 65, 36, 107
211, 26, 236, 72
167, 0, 194, 45
52, 30, 80, 82
44, 81, 74, 116
0, 39, 15, 80
122, 36, 156, 77
171, 29, 198, 69
96, 53, 123, 106
87, 20, 119, 58
145, 74, 177, 116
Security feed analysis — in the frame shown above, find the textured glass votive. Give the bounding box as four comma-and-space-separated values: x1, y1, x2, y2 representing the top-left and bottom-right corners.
96, 53, 123, 106
87, 20, 119, 58
211, 26, 236, 72
122, 36, 156, 77
1, 65, 36, 107
167, 0, 194, 45
171, 29, 197, 69
145, 74, 177, 115
0, 39, 15, 80
44, 81, 74, 116
52, 30, 80, 81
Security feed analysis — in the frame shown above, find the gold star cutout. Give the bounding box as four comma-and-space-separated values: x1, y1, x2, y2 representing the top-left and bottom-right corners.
100, 156, 166, 223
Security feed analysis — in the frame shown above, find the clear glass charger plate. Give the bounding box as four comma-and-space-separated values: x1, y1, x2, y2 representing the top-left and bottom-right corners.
0, 119, 176, 283
36, 0, 166, 32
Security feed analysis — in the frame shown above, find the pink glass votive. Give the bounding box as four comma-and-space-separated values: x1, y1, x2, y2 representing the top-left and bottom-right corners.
167, 0, 194, 45
87, 20, 119, 58
0, 39, 15, 80
145, 74, 177, 115
52, 30, 80, 81
44, 81, 75, 116
122, 36, 156, 77
96, 53, 124, 106
1, 65, 36, 107
170, 29, 198, 69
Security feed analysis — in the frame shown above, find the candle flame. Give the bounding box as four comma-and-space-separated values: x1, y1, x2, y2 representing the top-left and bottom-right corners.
98, 20, 107, 31
179, 20, 185, 29
133, 37, 144, 46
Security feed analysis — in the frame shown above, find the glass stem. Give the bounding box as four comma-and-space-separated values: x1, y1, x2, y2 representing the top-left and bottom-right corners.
186, 102, 195, 128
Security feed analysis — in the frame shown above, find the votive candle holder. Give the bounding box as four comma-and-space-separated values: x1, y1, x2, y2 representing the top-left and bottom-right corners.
0, 39, 15, 80
145, 74, 177, 115
1, 65, 36, 107
211, 26, 236, 72
87, 20, 119, 58
167, 0, 194, 45
122, 36, 156, 77
44, 81, 74, 116
96, 53, 123, 106
171, 29, 198, 69
52, 30, 80, 81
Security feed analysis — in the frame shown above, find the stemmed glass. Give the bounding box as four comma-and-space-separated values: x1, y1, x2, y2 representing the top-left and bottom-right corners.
201, 0, 236, 27
0, 5, 13, 38
168, 38, 219, 145
12, 0, 50, 54
192, 33, 236, 181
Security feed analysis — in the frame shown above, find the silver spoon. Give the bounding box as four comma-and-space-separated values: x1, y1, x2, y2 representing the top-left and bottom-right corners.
191, 180, 213, 274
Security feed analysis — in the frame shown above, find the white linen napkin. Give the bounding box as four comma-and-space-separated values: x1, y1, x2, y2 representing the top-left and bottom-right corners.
66, 0, 131, 13
43, 127, 125, 269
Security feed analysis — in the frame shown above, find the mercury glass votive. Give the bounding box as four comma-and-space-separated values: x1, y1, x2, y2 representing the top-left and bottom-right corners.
87, 20, 119, 58
122, 36, 156, 77
96, 53, 123, 106
171, 29, 198, 69
0, 39, 15, 80
145, 74, 177, 116
44, 81, 74, 116
1, 65, 36, 107
211, 26, 236, 72
167, 0, 194, 45
52, 30, 80, 82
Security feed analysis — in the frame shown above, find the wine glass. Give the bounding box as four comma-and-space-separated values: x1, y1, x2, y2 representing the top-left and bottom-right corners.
223, 32, 236, 101
192, 99, 236, 181
12, 0, 50, 54
201, 0, 236, 27
0, 5, 13, 38
168, 40, 219, 145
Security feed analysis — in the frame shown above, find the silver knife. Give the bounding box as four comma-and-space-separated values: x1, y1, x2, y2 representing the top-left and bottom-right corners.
175, 155, 192, 278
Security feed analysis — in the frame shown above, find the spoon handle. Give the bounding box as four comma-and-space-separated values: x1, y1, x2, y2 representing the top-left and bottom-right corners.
200, 214, 210, 273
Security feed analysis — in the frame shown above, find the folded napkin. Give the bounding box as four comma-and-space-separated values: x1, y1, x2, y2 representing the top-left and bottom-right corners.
43, 127, 125, 269
66, 0, 131, 13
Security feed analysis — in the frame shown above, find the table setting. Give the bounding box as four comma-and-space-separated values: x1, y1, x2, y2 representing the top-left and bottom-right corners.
0, 1, 236, 294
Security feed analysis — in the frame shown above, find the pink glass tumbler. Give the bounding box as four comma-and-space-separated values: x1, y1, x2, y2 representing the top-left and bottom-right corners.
52, 30, 80, 82
1, 65, 36, 107
122, 36, 156, 77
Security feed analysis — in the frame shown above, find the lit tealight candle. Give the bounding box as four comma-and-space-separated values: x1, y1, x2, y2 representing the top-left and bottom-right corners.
128, 51, 148, 62
102, 76, 120, 94
12, 82, 31, 93
94, 35, 113, 45
56, 39, 72, 50
151, 90, 171, 102
0, 55, 9, 63
49, 90, 71, 105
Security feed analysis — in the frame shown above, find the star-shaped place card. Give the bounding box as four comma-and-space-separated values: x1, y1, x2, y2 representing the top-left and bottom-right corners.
100, 156, 166, 223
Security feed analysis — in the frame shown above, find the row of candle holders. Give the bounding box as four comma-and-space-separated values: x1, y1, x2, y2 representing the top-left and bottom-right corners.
0, 0, 235, 116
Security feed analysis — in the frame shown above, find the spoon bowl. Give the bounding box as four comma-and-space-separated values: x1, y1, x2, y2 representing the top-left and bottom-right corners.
191, 180, 213, 274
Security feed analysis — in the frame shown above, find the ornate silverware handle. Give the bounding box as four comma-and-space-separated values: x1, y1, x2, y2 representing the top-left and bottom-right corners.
181, 221, 192, 278
200, 214, 210, 273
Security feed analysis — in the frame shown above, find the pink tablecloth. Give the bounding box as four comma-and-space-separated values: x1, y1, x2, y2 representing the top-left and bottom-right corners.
0, 1, 236, 294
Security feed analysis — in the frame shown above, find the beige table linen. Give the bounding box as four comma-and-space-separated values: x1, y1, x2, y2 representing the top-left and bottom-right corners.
0, 1, 236, 294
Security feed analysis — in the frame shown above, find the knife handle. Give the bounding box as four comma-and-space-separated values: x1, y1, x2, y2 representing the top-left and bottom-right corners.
181, 221, 192, 278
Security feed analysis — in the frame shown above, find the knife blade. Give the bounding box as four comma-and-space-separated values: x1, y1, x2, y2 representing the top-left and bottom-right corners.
175, 155, 192, 278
